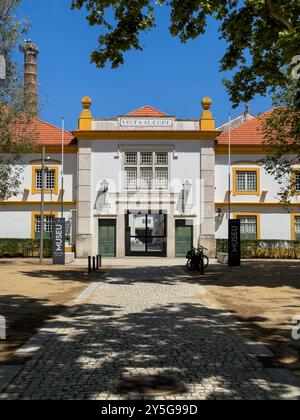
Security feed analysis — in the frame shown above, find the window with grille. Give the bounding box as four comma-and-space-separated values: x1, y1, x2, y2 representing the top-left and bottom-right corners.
156, 152, 168, 165
125, 152, 137, 165
34, 214, 54, 239
125, 168, 137, 189
35, 169, 56, 191
124, 152, 169, 190
236, 171, 257, 192
140, 168, 153, 189
237, 216, 258, 240
141, 152, 152, 165
156, 168, 168, 189
295, 216, 300, 241
294, 172, 300, 192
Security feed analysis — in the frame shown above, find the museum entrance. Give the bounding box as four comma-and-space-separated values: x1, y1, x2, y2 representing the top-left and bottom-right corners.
125, 211, 167, 257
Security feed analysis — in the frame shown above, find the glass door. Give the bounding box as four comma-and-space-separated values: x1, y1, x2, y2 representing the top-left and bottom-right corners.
125, 212, 167, 256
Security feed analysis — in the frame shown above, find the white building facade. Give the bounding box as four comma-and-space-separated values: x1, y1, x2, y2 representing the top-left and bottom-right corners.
215, 116, 300, 244
75, 98, 217, 258
0, 122, 77, 253
1, 97, 300, 259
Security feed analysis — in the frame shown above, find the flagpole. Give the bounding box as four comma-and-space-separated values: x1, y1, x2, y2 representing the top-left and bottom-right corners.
228, 114, 232, 221
61, 117, 65, 218
40, 146, 45, 264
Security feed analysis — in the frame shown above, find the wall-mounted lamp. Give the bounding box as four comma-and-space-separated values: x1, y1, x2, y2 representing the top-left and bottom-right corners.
183, 180, 191, 194
217, 208, 224, 220
100, 179, 109, 193
182, 180, 192, 213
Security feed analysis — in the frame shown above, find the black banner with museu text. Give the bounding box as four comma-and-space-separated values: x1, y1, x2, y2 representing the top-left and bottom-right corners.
53, 218, 65, 265
228, 219, 241, 267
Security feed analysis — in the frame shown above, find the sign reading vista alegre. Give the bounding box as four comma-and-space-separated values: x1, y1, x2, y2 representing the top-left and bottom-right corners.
120, 118, 174, 128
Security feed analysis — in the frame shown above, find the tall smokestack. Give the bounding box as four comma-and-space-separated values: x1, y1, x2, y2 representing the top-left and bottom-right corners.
20, 40, 39, 117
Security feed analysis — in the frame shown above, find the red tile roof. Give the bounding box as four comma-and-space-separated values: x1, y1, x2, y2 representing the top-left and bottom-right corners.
36, 120, 75, 145
218, 110, 273, 145
124, 105, 169, 117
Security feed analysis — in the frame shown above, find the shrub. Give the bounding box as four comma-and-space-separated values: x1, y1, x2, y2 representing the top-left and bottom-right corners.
0, 239, 52, 258
216, 239, 300, 259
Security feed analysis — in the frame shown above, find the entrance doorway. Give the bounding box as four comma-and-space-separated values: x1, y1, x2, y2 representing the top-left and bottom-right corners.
175, 220, 193, 257
98, 219, 116, 257
125, 212, 167, 257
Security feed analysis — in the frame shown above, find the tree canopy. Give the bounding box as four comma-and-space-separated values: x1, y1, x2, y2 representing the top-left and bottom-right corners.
261, 76, 300, 201
71, 0, 300, 106
0, 0, 37, 200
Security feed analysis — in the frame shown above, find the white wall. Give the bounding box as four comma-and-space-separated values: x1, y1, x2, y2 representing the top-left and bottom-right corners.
0, 153, 77, 202
215, 154, 300, 204
0, 207, 73, 239
215, 206, 293, 240
215, 154, 299, 240
0, 210, 31, 238
90, 139, 207, 215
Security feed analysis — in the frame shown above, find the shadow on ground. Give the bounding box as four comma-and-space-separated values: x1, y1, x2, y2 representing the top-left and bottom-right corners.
201, 261, 300, 289
0, 294, 67, 362
2, 265, 299, 400
19, 269, 92, 283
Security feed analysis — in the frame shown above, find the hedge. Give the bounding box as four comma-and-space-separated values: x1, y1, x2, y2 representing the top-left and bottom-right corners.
0, 239, 52, 258
1, 238, 300, 260
217, 239, 300, 259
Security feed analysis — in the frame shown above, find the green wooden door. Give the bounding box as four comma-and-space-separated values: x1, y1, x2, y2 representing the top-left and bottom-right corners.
98, 220, 116, 257
175, 222, 193, 257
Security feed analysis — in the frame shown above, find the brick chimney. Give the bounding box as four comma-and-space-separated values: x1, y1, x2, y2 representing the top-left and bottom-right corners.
20, 40, 39, 117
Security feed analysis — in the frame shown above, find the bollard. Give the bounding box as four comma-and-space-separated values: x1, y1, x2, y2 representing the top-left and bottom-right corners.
93, 256, 96, 272
88, 256, 92, 274
96, 255, 99, 270
99, 254, 102, 268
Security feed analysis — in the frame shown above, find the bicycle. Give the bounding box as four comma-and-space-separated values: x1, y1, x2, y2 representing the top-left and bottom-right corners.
186, 246, 209, 274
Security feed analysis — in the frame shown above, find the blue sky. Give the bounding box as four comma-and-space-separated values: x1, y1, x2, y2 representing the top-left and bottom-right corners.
18, 0, 272, 130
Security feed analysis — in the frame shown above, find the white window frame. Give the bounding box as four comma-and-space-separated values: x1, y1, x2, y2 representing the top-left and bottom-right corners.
35, 215, 55, 233
123, 150, 170, 191
237, 215, 258, 240
35, 169, 56, 191
236, 171, 257, 192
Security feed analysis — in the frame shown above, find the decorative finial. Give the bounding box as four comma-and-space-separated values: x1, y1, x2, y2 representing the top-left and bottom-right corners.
78, 97, 92, 130
82, 96, 92, 110
201, 97, 212, 111
200, 97, 215, 131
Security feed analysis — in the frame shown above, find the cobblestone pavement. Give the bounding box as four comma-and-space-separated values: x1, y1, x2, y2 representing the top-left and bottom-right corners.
1, 265, 299, 400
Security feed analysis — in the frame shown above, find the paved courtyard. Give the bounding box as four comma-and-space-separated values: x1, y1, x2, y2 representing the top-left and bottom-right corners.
1, 265, 300, 400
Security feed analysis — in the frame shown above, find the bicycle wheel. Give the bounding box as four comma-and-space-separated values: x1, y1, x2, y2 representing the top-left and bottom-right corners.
203, 256, 209, 269
186, 259, 194, 271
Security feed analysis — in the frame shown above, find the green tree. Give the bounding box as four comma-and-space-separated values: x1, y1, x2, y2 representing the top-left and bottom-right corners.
0, 0, 37, 200
261, 76, 300, 201
71, 0, 300, 106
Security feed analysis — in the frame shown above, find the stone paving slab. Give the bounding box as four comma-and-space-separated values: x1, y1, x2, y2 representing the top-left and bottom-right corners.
1, 265, 300, 400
